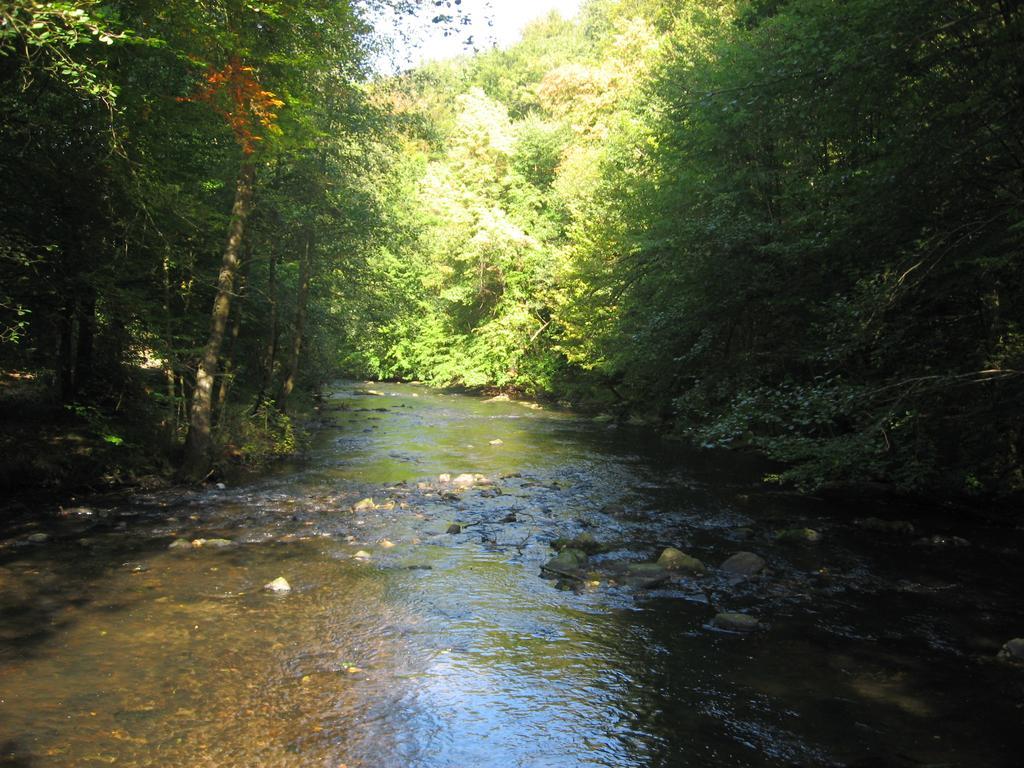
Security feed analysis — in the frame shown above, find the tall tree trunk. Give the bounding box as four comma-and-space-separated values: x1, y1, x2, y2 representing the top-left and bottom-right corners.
215, 267, 245, 421
161, 253, 179, 441
74, 292, 95, 394
181, 161, 255, 481
252, 251, 279, 414
57, 299, 75, 403
276, 233, 312, 413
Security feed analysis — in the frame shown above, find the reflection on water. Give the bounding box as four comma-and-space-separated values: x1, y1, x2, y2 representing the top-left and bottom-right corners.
1, 382, 1023, 767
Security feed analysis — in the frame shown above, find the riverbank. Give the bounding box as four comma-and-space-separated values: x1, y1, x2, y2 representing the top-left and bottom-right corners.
0, 369, 317, 508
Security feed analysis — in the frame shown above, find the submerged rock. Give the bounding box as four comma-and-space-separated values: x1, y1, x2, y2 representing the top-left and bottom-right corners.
855, 517, 915, 535
26, 533, 50, 544
712, 612, 760, 633
264, 577, 291, 593
353, 550, 372, 560
624, 563, 671, 589
657, 547, 706, 573
551, 532, 605, 555
775, 528, 821, 543
720, 551, 766, 576
193, 538, 235, 549
489, 439, 504, 446
542, 548, 588, 576
446, 523, 463, 534
913, 534, 971, 548
352, 498, 375, 512
168, 538, 192, 551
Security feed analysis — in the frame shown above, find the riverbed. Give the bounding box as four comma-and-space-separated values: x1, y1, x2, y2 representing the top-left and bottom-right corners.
1, 382, 1022, 767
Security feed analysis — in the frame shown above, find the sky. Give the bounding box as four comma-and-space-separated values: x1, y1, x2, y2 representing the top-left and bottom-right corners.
375, 0, 583, 71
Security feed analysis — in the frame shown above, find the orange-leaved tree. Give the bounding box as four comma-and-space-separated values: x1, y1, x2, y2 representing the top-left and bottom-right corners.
180, 58, 283, 481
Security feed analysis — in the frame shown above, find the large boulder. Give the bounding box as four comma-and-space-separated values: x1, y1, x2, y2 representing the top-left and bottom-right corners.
657, 547, 706, 574
720, 551, 766, 576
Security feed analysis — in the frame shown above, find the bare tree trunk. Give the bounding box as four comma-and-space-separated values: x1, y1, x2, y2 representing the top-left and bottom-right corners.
181, 161, 255, 481
276, 233, 312, 414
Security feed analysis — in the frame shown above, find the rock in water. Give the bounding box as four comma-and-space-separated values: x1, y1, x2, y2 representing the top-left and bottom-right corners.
352, 497, 375, 512
551, 532, 604, 555
998, 638, 1024, 662
264, 577, 291, 593
446, 523, 463, 534
168, 538, 192, 551
720, 551, 766, 576
203, 538, 235, 548
542, 548, 588, 576
624, 563, 671, 589
27, 533, 50, 544
657, 547, 706, 573
775, 528, 821, 543
712, 612, 760, 632
913, 534, 971, 548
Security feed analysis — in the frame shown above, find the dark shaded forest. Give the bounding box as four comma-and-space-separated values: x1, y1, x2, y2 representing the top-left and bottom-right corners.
2, 0, 1022, 501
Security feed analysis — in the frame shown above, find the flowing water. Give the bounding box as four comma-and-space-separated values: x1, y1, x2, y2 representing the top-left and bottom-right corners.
1, 382, 1022, 767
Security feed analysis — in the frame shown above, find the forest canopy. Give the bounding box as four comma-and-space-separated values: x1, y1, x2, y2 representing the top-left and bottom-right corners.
2, 0, 1022, 498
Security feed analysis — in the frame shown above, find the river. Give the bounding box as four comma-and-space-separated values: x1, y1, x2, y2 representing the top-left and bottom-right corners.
1, 381, 1022, 767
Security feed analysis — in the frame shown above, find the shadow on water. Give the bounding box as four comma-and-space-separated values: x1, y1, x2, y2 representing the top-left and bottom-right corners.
0, 740, 34, 768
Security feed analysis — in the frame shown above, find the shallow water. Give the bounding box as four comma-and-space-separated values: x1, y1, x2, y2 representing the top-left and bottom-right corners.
1, 382, 1022, 767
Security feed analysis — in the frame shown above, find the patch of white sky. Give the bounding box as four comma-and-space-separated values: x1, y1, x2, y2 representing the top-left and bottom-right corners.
370, 0, 582, 73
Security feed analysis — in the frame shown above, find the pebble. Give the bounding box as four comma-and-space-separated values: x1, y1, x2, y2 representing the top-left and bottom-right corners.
264, 577, 291, 593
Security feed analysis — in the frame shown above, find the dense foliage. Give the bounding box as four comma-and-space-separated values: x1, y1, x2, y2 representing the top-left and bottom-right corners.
2, 0, 1021, 497
341, 0, 1024, 497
